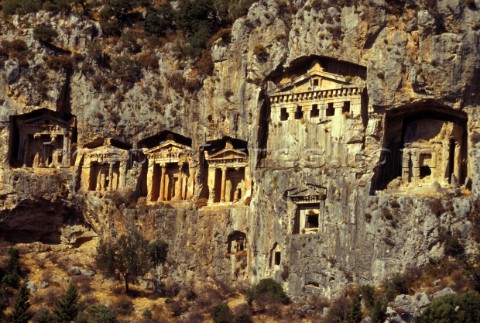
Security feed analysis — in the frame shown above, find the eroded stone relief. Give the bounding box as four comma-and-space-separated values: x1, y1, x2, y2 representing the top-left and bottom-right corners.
10, 109, 76, 169
284, 185, 327, 234
142, 133, 194, 203
76, 138, 130, 192
261, 60, 367, 169
204, 138, 251, 204
372, 106, 468, 194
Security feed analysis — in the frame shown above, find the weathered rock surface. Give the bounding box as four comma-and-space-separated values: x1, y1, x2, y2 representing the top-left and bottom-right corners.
0, 0, 479, 299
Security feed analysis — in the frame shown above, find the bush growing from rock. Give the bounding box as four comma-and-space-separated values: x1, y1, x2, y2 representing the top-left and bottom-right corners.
384, 273, 409, 301
144, 4, 175, 36
211, 303, 233, 323
10, 283, 32, 323
370, 297, 387, 323
247, 278, 289, 305
147, 239, 168, 266
96, 228, 151, 293
359, 284, 375, 309
33, 24, 58, 43
84, 304, 116, 323
53, 284, 79, 322
420, 291, 480, 323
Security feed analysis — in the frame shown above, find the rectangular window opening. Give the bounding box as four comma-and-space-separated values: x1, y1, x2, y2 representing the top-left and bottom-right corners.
294, 106, 303, 119
310, 104, 319, 118
274, 252, 281, 265
342, 101, 350, 114
306, 213, 319, 228
326, 103, 334, 116
280, 108, 289, 121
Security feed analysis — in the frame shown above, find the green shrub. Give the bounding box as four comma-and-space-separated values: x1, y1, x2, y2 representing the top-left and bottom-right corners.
142, 309, 152, 319
176, 0, 219, 56
420, 291, 480, 323
2, 0, 42, 18
211, 303, 233, 323
253, 44, 268, 61
111, 55, 142, 84
53, 284, 79, 322
33, 24, 58, 43
347, 291, 362, 323
443, 232, 465, 257
186, 24, 213, 57
147, 240, 168, 266
359, 285, 375, 309
248, 278, 289, 305
2, 273, 20, 288
85, 304, 116, 323
10, 283, 32, 323
384, 273, 409, 301
370, 297, 387, 323
144, 4, 175, 36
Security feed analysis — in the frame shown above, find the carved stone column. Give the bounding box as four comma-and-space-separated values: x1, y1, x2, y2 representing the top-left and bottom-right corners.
119, 160, 127, 190
207, 167, 216, 203
62, 134, 70, 167
175, 171, 182, 201
220, 167, 227, 202
108, 163, 114, 191
412, 153, 420, 184
454, 142, 461, 183
402, 150, 411, 183
24, 137, 30, 167
146, 159, 155, 202
98, 170, 105, 191
158, 164, 166, 202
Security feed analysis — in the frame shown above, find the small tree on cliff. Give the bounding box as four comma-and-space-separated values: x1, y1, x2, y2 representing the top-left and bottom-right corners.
53, 284, 79, 322
10, 283, 32, 323
96, 228, 151, 293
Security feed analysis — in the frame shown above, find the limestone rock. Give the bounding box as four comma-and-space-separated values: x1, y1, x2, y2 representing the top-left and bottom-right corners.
433, 287, 456, 299
0, 0, 479, 300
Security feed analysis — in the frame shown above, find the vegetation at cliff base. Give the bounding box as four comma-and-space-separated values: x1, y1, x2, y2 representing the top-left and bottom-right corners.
96, 228, 168, 293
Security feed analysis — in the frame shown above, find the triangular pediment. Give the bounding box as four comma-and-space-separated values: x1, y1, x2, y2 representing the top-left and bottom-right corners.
82, 144, 129, 163
87, 144, 129, 155
271, 61, 350, 95
284, 184, 327, 202
207, 148, 247, 160
23, 115, 69, 127
145, 140, 190, 155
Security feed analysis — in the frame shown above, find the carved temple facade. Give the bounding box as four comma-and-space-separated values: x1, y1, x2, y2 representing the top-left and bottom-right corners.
204, 138, 251, 204
76, 138, 131, 192
285, 185, 327, 234
262, 60, 367, 169
268, 62, 362, 126
10, 109, 76, 169
373, 105, 468, 192
401, 119, 464, 187
142, 132, 195, 204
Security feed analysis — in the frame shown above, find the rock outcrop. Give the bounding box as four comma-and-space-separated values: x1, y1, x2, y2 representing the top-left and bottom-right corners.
1, 0, 480, 298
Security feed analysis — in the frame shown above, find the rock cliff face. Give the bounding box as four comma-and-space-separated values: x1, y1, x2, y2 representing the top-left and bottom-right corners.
1, 0, 480, 298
